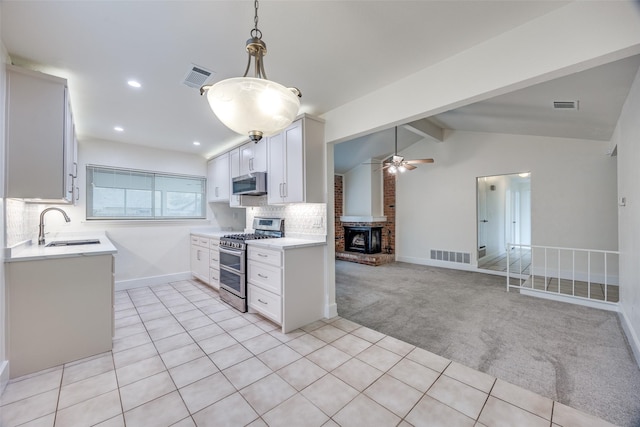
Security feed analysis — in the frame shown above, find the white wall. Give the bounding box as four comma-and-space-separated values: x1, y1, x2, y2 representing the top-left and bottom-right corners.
395, 131, 618, 267
42, 138, 244, 286
613, 65, 640, 364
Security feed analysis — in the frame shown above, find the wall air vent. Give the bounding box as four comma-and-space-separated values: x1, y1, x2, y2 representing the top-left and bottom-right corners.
182, 64, 215, 89
553, 100, 579, 110
430, 249, 471, 264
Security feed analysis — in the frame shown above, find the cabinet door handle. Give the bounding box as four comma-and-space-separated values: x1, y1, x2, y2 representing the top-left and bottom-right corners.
258, 298, 268, 305
258, 273, 268, 279
283, 182, 287, 198
75, 186, 80, 201
72, 162, 78, 179
279, 183, 284, 197
258, 253, 268, 258
215, 187, 219, 197
249, 158, 254, 171
197, 250, 201, 261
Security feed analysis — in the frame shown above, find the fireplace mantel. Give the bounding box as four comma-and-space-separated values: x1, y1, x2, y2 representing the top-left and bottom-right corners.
340, 216, 387, 223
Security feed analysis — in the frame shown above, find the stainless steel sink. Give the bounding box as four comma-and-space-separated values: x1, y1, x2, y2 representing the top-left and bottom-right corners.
45, 239, 101, 247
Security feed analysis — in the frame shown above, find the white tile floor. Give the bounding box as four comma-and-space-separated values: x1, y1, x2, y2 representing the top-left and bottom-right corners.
0, 279, 617, 427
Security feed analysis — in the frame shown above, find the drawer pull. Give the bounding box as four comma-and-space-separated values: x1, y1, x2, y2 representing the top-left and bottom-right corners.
258, 273, 268, 279
258, 298, 268, 305
257, 253, 268, 257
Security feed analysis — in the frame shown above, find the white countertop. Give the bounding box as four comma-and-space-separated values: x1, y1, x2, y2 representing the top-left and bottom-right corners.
247, 237, 326, 250
190, 227, 240, 239
191, 230, 228, 239
6, 232, 118, 262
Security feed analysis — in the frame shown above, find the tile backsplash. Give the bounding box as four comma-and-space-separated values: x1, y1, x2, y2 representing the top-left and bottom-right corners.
6, 199, 39, 247
246, 203, 327, 236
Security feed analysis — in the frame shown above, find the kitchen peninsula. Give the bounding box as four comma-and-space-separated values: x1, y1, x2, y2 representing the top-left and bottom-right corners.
5, 233, 117, 378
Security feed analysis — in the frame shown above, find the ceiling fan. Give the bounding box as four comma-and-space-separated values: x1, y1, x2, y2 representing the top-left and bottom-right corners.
381, 126, 434, 174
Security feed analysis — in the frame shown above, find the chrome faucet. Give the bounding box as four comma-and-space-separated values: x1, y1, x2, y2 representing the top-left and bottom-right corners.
38, 207, 71, 245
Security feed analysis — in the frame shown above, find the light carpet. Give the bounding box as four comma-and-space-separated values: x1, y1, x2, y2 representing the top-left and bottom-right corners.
335, 260, 640, 427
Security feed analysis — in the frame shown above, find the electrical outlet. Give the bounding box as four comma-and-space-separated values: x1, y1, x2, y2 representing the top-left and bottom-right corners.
312, 216, 323, 228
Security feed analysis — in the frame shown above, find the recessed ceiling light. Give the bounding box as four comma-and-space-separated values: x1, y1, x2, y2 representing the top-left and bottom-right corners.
114, 126, 124, 132
127, 80, 141, 88
193, 141, 201, 146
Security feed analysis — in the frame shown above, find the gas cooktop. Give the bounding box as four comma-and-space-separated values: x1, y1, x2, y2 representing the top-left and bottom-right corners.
219, 217, 284, 250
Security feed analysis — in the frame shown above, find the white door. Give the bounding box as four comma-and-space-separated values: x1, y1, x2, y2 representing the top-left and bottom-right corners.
267, 132, 285, 204
283, 120, 304, 203
229, 148, 241, 207
477, 178, 488, 258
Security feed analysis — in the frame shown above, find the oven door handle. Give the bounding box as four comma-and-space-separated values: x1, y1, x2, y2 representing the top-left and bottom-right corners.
219, 246, 244, 257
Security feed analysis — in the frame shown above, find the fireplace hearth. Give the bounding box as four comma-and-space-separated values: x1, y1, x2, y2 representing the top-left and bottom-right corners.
344, 226, 382, 254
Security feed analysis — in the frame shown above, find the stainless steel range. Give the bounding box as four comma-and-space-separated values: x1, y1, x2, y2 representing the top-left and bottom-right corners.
218, 217, 284, 312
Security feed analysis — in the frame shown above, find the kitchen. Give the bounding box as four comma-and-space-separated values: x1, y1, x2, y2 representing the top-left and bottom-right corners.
2, 1, 640, 426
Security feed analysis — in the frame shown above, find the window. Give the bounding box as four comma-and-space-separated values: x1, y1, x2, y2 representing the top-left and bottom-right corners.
86, 166, 206, 220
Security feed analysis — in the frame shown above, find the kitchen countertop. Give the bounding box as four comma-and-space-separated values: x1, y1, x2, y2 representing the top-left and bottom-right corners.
247, 237, 326, 250
190, 227, 238, 239
6, 232, 117, 262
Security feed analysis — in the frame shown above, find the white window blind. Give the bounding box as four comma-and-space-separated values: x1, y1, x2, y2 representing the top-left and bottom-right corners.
86, 166, 206, 220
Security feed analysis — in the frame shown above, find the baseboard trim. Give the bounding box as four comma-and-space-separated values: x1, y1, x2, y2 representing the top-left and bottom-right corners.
115, 272, 192, 291
619, 306, 640, 369
325, 302, 338, 319
518, 287, 619, 312
0, 360, 9, 396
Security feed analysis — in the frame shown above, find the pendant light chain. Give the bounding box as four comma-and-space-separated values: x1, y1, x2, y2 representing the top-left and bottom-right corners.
251, 0, 262, 40
202, 0, 301, 143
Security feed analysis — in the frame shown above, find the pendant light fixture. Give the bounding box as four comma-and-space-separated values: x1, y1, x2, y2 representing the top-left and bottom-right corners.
201, 0, 301, 143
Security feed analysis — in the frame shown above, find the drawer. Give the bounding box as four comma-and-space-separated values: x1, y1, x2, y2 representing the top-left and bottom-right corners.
248, 262, 281, 295
209, 239, 220, 249
209, 267, 220, 290
210, 248, 220, 265
191, 235, 209, 248
248, 285, 281, 324
248, 246, 282, 267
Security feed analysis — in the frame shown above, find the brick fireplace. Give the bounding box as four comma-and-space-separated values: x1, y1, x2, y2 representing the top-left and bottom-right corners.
334, 173, 395, 266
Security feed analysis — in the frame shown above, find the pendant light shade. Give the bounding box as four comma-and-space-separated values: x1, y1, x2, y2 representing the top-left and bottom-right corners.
201, 0, 301, 142
206, 77, 300, 141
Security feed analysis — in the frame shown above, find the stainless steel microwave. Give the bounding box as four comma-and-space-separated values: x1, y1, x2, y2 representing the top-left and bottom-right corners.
232, 172, 267, 196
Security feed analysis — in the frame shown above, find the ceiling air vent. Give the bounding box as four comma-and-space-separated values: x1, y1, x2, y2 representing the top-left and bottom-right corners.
553, 100, 579, 110
182, 64, 215, 89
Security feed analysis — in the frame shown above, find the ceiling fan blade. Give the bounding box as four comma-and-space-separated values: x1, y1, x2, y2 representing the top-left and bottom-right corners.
405, 158, 434, 164
403, 163, 417, 170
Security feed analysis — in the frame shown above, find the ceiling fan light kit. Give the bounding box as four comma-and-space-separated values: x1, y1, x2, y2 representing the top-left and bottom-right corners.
200, 0, 301, 143
384, 127, 433, 175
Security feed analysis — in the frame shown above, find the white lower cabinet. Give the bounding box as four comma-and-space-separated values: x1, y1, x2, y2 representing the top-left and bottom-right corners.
190, 235, 210, 284
191, 234, 221, 289
209, 239, 220, 290
247, 244, 324, 333
6, 254, 114, 378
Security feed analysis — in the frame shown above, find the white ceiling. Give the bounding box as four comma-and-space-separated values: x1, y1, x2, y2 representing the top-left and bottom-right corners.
1, 0, 583, 159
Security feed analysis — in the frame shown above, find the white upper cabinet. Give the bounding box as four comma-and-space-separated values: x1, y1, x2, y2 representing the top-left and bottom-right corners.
239, 138, 267, 176
6, 65, 78, 203
267, 115, 325, 205
207, 152, 230, 202
229, 148, 241, 207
